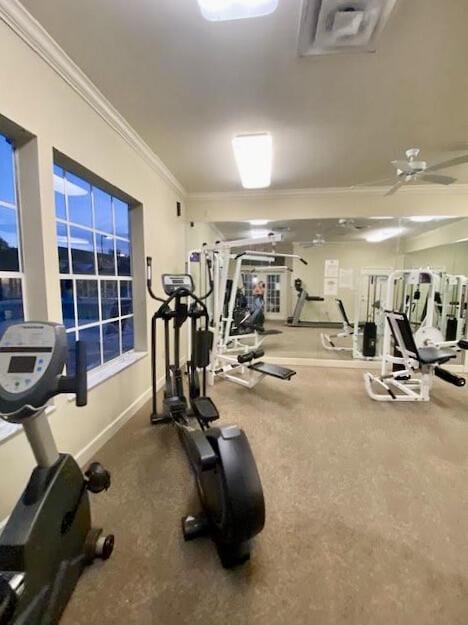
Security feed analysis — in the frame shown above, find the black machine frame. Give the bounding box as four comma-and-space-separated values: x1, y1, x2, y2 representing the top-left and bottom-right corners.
146, 258, 265, 568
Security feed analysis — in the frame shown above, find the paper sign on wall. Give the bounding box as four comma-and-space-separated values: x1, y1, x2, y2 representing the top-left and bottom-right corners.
325, 259, 339, 278
324, 277, 339, 296
339, 268, 354, 290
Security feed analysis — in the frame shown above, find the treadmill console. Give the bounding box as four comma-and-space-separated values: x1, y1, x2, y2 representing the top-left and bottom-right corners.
0, 322, 68, 420
162, 274, 194, 296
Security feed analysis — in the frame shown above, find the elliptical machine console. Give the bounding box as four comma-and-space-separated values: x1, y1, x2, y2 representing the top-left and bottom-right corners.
147, 260, 265, 568
0, 322, 114, 625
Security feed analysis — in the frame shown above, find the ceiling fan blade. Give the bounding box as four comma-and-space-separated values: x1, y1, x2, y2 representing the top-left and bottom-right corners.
419, 173, 456, 185
424, 154, 468, 173
391, 160, 412, 173
384, 179, 406, 196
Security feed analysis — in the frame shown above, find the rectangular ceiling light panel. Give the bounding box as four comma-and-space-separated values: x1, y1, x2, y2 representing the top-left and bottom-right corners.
232, 133, 273, 189
298, 0, 397, 56
198, 0, 279, 22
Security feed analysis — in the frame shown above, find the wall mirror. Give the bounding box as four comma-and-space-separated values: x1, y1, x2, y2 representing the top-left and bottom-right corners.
186, 216, 468, 367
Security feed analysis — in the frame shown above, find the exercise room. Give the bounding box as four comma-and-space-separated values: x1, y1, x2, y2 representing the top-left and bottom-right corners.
0, 1, 467, 624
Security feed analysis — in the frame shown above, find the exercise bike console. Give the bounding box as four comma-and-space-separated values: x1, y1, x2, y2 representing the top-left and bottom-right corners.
0, 323, 85, 422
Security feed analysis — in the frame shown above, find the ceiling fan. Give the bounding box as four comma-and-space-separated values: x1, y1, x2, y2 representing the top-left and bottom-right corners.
384, 148, 468, 196
301, 234, 326, 248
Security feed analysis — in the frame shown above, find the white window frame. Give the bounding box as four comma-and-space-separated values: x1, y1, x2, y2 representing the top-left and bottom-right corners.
55, 165, 134, 371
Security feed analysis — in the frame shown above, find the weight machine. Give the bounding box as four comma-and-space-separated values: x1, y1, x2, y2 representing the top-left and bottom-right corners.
365, 269, 468, 401
187, 234, 297, 389
440, 274, 468, 341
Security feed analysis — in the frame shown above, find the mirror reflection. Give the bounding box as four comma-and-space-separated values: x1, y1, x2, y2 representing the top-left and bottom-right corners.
187, 216, 468, 368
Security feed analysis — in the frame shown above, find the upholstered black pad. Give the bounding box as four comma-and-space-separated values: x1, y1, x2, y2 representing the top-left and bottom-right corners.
249, 361, 296, 380
417, 346, 457, 365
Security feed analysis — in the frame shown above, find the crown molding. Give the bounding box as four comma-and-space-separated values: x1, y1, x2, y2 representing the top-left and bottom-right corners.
188, 183, 468, 202
0, 0, 185, 196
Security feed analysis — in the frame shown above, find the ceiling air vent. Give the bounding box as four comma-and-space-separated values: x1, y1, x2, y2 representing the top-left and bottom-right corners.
298, 0, 397, 56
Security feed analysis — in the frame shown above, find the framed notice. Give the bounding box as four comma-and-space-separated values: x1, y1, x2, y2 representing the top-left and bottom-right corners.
325, 259, 339, 278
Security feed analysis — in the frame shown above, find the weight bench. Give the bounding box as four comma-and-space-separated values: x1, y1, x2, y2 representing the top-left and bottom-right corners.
249, 361, 296, 380
365, 310, 467, 402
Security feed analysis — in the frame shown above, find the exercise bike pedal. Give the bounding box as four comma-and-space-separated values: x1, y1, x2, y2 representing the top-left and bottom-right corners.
85, 462, 111, 493
85, 528, 115, 563
182, 514, 209, 541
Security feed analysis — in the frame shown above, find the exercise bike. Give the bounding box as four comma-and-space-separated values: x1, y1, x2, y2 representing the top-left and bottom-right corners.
0, 322, 114, 625
146, 259, 265, 568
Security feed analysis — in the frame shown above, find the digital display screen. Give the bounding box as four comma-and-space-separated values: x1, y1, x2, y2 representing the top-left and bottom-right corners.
8, 356, 37, 374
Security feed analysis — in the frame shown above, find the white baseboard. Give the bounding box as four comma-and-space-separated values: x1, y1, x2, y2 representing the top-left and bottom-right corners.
75, 385, 152, 467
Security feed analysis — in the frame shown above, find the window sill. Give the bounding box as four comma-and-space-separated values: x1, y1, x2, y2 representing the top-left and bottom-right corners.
68, 351, 147, 400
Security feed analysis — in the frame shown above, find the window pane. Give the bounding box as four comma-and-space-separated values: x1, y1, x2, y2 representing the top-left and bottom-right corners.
94, 188, 113, 233
54, 165, 66, 219
76, 280, 99, 325
0, 135, 15, 205
103, 321, 120, 362
66, 331, 77, 377
0, 206, 19, 272
79, 325, 101, 370
57, 222, 69, 274
120, 281, 133, 316
101, 280, 119, 320
114, 199, 129, 238
0, 278, 24, 338
66, 172, 92, 227
60, 279, 75, 329
116, 240, 131, 276
96, 234, 116, 276
121, 317, 134, 353
70, 226, 95, 274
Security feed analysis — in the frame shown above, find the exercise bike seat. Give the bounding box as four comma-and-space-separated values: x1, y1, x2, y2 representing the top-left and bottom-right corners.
191, 396, 220, 423
417, 346, 456, 365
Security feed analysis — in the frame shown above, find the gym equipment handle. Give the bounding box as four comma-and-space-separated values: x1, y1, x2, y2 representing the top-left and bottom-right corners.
458, 339, 468, 351
434, 366, 466, 387
57, 341, 88, 406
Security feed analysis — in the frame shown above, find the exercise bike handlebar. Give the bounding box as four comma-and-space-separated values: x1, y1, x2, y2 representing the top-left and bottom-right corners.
57, 340, 88, 408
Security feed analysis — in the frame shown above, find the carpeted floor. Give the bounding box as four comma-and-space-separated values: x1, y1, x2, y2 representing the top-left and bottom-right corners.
264, 322, 353, 359
62, 367, 468, 625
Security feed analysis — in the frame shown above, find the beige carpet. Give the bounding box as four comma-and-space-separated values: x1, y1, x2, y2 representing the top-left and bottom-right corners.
62, 367, 468, 625
264, 322, 353, 360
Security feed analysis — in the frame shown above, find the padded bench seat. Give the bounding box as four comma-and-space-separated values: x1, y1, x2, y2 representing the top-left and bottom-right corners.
249, 361, 296, 380
418, 346, 457, 365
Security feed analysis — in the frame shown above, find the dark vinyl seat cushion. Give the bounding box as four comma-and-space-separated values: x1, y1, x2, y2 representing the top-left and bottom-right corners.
417, 346, 457, 365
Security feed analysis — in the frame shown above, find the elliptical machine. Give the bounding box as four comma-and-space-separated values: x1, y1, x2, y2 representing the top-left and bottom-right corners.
146, 258, 265, 568
0, 322, 114, 625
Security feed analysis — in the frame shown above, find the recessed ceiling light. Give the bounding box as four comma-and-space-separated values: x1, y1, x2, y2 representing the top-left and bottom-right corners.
366, 227, 403, 243
197, 0, 278, 22
249, 219, 269, 226
250, 229, 271, 238
369, 216, 394, 220
232, 133, 273, 189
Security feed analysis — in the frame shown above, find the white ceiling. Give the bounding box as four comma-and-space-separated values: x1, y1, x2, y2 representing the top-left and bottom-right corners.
214, 217, 462, 243
20, 0, 468, 192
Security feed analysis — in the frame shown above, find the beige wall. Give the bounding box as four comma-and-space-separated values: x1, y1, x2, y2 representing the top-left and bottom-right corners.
404, 241, 468, 275
292, 241, 404, 323
0, 20, 185, 518
187, 188, 468, 223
